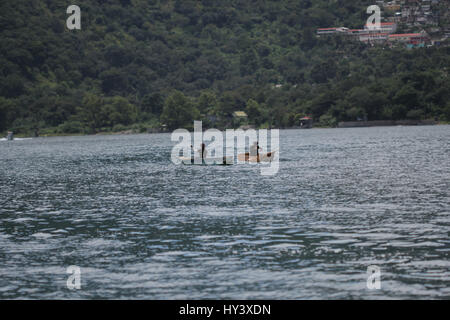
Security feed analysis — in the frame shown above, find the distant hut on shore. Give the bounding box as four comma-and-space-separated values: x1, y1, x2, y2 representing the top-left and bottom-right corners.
233, 111, 248, 127
299, 117, 313, 129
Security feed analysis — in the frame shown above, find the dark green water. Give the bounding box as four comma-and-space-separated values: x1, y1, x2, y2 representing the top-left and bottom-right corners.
0, 126, 449, 299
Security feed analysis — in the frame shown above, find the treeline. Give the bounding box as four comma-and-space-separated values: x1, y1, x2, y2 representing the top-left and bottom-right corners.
0, 0, 449, 135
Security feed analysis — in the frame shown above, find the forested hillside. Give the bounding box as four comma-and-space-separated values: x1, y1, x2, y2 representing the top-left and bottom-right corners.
1, 0, 449, 135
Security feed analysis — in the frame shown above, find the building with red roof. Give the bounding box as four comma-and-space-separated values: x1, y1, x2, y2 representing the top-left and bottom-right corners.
364, 22, 397, 33
388, 32, 430, 48
388, 32, 429, 43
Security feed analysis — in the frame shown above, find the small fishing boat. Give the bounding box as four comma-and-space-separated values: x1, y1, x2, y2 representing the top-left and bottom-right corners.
6, 131, 14, 141
237, 151, 276, 163
180, 156, 234, 165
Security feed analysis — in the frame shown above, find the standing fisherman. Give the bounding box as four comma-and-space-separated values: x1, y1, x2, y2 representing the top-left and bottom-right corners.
250, 141, 261, 159
190, 145, 195, 164
198, 143, 207, 161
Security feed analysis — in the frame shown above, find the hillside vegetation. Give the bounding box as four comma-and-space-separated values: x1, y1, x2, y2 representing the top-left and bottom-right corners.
1, 0, 449, 135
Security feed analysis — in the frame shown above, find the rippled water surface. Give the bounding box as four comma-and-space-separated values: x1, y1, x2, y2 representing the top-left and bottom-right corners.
0, 126, 449, 299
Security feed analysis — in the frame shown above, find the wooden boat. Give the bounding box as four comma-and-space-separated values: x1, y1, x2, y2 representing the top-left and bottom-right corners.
180, 156, 234, 165
237, 151, 276, 163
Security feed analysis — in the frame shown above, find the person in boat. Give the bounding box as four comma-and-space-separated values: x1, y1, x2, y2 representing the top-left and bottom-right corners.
250, 141, 261, 158
198, 143, 207, 160
190, 145, 195, 163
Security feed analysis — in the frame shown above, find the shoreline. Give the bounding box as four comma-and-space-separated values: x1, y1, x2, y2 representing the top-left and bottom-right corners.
3, 122, 448, 139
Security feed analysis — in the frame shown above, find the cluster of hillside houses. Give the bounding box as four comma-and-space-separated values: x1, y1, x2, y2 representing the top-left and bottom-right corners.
317, 0, 448, 48
395, 0, 440, 25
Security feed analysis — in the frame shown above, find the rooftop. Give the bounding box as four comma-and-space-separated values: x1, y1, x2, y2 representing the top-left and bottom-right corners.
233, 111, 248, 118
365, 22, 396, 26
389, 33, 425, 37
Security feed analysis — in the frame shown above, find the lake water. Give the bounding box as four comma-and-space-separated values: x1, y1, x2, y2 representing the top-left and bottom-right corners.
0, 126, 449, 299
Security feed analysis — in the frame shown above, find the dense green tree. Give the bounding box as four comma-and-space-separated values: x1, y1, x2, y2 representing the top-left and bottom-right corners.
240, 48, 259, 76
104, 96, 138, 126
197, 91, 218, 115
0, 97, 13, 132
217, 92, 240, 118
100, 68, 130, 94
141, 93, 164, 115
245, 99, 263, 126
394, 85, 420, 108
160, 91, 199, 130
0, 75, 25, 98
78, 93, 105, 133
